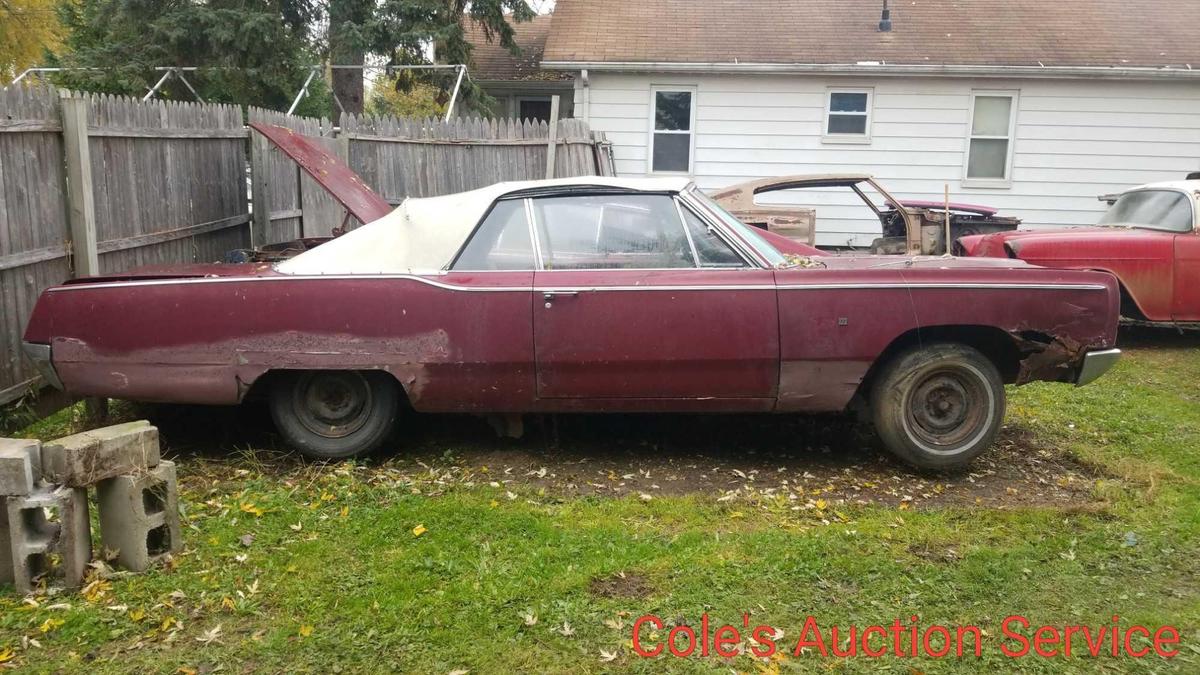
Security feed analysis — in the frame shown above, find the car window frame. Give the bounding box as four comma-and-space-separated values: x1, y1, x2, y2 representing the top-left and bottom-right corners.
447, 196, 542, 272
1098, 188, 1197, 234
526, 191, 759, 272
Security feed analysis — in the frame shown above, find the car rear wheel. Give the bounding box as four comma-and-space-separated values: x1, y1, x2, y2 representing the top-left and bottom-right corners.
870, 343, 1005, 471
269, 370, 399, 460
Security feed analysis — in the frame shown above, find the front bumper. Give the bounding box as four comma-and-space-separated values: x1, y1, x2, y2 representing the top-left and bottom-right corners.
21, 342, 64, 390
1075, 348, 1121, 387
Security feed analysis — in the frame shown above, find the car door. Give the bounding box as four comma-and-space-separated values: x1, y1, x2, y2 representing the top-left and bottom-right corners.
531, 192, 779, 402
1173, 194, 1200, 321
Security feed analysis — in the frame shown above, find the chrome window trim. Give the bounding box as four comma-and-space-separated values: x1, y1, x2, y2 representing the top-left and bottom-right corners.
48, 275, 1109, 293
674, 199, 754, 270
678, 188, 773, 269
528, 192, 711, 272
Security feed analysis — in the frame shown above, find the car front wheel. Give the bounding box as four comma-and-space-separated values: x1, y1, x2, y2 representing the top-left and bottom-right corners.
269, 370, 399, 460
870, 343, 1005, 470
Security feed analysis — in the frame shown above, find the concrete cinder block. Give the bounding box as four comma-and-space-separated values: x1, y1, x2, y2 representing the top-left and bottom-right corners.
0, 438, 41, 496
41, 421, 160, 487
4, 486, 91, 594
97, 460, 181, 573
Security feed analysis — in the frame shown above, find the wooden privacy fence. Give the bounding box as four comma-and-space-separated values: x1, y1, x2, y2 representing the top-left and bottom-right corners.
0, 86, 248, 405
250, 110, 613, 237
1, 86, 610, 406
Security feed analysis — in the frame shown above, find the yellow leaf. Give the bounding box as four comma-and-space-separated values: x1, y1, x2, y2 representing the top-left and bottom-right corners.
489, 499, 499, 509
815, 499, 828, 510
899, 502, 911, 510
239, 503, 264, 517
412, 524, 427, 537
177, 668, 198, 675
39, 618, 64, 633
298, 624, 314, 638
129, 608, 146, 622
339, 506, 350, 518
320, 492, 336, 502
221, 597, 236, 611
0, 647, 14, 663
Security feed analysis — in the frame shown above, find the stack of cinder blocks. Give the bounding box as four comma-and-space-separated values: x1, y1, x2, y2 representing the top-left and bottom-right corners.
0, 421, 181, 595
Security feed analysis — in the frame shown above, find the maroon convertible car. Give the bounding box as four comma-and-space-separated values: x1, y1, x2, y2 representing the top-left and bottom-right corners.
23, 176, 1120, 469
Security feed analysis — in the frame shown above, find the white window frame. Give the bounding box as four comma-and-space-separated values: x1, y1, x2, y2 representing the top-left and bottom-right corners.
963, 90, 1019, 188
647, 85, 697, 175
822, 87, 874, 144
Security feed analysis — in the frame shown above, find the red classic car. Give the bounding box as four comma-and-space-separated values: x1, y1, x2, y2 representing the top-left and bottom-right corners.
22, 175, 1122, 470
959, 180, 1200, 324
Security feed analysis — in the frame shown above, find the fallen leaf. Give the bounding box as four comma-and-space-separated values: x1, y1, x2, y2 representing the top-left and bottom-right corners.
289, 522, 303, 532
599, 649, 617, 662
299, 624, 313, 638
521, 611, 538, 627
239, 503, 264, 517
0, 647, 14, 663
447, 670, 469, 675
560, 621, 575, 637
412, 524, 427, 537
339, 506, 350, 518
38, 618, 64, 633
239, 534, 255, 548
196, 625, 222, 645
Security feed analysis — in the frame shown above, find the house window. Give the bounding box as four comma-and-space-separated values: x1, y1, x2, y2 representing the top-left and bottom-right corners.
650, 87, 695, 173
966, 91, 1018, 184
824, 89, 873, 142
517, 97, 552, 123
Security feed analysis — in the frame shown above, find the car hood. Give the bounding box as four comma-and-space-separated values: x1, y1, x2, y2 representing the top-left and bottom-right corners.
957, 225, 1168, 258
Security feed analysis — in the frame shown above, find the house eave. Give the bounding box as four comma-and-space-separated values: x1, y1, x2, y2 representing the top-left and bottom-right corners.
540, 61, 1200, 80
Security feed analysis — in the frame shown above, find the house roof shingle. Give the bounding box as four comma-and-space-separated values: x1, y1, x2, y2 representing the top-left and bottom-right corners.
542, 0, 1200, 70
465, 14, 570, 82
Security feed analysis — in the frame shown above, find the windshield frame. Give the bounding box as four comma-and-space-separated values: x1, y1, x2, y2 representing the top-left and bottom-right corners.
681, 186, 786, 267
1098, 188, 1197, 234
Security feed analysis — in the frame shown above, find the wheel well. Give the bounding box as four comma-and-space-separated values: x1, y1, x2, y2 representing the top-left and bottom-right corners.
239, 369, 411, 407
856, 325, 1023, 403
1115, 280, 1149, 321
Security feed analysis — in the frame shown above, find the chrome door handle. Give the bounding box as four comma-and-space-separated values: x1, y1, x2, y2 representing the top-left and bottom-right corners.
543, 291, 579, 300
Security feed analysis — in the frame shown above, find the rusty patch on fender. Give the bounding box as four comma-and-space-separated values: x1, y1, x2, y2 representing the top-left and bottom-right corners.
1014, 332, 1085, 384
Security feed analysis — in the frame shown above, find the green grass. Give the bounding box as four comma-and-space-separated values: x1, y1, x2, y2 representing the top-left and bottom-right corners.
2, 336, 1199, 673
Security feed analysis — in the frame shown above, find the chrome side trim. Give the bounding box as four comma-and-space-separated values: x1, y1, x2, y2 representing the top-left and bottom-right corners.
47, 275, 1111, 294
1075, 348, 1121, 387
778, 283, 1110, 291
21, 342, 63, 390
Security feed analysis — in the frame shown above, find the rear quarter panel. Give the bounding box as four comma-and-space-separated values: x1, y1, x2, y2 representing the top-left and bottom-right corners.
27, 272, 534, 411
774, 265, 1118, 412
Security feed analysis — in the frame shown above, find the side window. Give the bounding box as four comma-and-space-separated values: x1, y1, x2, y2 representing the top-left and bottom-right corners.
679, 205, 746, 268
534, 194, 694, 269
451, 199, 535, 270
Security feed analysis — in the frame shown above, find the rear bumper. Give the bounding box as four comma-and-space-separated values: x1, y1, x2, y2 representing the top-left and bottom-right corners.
1075, 348, 1121, 387
21, 342, 63, 390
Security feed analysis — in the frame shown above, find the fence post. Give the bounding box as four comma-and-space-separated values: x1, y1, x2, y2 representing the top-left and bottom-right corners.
249, 128, 271, 249
544, 95, 561, 179
59, 91, 99, 276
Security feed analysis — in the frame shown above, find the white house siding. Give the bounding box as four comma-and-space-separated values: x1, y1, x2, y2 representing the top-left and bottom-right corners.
575, 73, 1200, 247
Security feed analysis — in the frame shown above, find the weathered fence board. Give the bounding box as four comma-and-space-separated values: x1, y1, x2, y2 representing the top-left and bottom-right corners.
85, 95, 249, 275
339, 114, 600, 211
0, 86, 71, 404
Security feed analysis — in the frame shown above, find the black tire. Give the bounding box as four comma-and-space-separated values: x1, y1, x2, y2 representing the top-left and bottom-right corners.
870, 343, 1005, 471
268, 370, 399, 460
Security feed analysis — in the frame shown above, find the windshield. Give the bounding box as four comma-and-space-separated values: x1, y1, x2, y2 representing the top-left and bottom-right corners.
685, 187, 786, 267
1098, 189, 1194, 233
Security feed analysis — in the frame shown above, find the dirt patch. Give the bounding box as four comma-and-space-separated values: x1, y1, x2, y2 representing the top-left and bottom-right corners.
589, 572, 653, 599
139, 404, 1108, 511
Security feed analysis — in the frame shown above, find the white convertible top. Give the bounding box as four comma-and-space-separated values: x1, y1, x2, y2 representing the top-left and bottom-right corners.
276, 176, 692, 275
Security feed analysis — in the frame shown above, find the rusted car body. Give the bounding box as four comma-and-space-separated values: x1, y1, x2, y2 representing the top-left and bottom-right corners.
960, 180, 1200, 324
712, 174, 1019, 255
20, 127, 1121, 470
